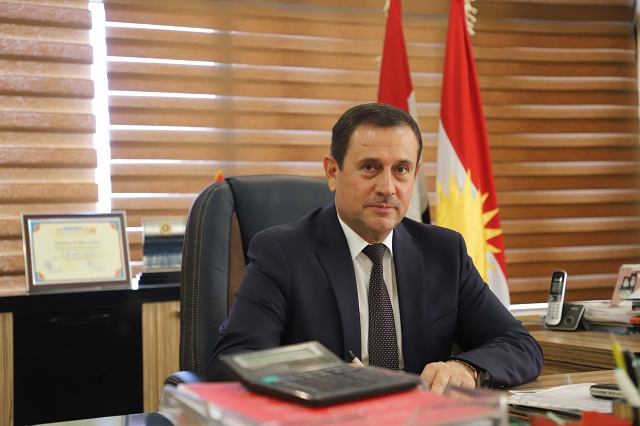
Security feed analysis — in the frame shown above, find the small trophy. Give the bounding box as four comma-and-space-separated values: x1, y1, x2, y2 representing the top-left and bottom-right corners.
138, 217, 185, 285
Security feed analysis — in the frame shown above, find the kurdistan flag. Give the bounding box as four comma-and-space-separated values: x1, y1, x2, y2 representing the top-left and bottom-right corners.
436, 0, 510, 306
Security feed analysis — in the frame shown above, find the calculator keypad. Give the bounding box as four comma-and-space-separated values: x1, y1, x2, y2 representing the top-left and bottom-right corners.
270, 366, 405, 395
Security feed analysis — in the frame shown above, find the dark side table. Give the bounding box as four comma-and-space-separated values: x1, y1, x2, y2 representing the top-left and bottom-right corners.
0, 284, 180, 426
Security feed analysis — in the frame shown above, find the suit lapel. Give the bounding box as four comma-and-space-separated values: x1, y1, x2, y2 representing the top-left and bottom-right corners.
315, 203, 362, 360
393, 222, 425, 374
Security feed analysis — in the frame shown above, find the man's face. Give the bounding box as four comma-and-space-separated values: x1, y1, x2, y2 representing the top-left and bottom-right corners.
324, 124, 421, 243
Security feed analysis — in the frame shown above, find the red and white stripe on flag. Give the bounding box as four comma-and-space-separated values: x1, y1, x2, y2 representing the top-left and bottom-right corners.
436, 0, 510, 306
378, 0, 424, 222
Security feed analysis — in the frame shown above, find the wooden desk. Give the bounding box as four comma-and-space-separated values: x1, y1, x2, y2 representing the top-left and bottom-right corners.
530, 330, 640, 375
511, 370, 615, 391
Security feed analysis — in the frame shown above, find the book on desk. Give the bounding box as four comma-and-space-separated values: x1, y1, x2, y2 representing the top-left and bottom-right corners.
160, 382, 506, 426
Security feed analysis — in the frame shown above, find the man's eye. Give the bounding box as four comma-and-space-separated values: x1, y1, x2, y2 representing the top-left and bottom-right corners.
397, 167, 408, 173
364, 164, 374, 171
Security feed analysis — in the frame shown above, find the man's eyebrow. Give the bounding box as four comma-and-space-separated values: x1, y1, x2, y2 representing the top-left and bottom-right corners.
358, 157, 382, 165
396, 159, 415, 167
357, 158, 415, 167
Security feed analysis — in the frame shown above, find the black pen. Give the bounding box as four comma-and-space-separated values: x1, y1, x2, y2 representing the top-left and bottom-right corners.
349, 351, 364, 367
624, 350, 638, 387
632, 357, 640, 392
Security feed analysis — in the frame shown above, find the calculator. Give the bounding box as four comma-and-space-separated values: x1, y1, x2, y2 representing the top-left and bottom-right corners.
220, 341, 423, 407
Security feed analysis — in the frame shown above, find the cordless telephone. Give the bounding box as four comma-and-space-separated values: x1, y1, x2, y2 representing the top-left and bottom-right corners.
545, 270, 567, 326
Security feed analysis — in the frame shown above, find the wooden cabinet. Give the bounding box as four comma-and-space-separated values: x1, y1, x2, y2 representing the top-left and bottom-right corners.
142, 301, 181, 413
0, 286, 179, 426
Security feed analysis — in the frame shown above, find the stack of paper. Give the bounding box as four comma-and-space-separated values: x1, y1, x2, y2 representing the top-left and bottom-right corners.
583, 301, 638, 324
580, 301, 640, 334
509, 383, 613, 416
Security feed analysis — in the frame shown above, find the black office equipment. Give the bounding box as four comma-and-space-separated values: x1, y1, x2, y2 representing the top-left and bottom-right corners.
220, 341, 422, 407
544, 303, 585, 331
624, 351, 639, 387
590, 383, 624, 400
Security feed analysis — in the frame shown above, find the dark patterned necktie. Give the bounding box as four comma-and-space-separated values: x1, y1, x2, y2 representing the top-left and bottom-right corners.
362, 244, 399, 370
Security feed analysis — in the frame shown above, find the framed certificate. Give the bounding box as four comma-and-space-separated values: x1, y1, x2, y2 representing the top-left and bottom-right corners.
21, 212, 132, 294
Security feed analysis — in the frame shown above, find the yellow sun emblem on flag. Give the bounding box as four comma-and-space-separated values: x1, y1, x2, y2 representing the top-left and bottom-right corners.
436, 170, 503, 283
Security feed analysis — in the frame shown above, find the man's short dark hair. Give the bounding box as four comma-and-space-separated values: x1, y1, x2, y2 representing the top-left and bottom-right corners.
331, 103, 422, 170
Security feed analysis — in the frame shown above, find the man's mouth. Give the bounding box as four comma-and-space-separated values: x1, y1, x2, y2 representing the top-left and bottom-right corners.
367, 204, 396, 213
365, 196, 399, 212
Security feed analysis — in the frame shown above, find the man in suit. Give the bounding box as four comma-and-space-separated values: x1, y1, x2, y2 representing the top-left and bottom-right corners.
208, 103, 543, 392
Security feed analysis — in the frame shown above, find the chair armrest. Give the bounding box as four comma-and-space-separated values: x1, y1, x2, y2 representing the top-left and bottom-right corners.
164, 371, 206, 387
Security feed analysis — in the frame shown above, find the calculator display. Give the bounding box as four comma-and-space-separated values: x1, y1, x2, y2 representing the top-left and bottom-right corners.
236, 347, 321, 369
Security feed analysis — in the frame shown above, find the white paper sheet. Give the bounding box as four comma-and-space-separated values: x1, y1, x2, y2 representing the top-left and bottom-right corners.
580, 300, 640, 324
508, 383, 613, 414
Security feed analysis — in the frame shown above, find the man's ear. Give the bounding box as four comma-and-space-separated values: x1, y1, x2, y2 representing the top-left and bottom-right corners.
323, 155, 338, 193
409, 161, 421, 198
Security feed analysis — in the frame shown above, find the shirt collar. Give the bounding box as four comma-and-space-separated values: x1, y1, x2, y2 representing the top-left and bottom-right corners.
336, 211, 394, 260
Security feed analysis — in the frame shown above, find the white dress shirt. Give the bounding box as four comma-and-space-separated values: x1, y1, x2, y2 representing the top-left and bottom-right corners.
337, 213, 405, 369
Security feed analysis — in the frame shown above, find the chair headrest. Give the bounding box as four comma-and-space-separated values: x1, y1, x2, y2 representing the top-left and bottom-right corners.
226, 175, 336, 259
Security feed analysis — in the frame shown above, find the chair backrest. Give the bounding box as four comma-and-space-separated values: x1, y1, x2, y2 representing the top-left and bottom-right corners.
179, 174, 336, 376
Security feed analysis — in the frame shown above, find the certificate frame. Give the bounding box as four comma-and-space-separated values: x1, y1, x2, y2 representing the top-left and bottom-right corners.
21, 212, 132, 294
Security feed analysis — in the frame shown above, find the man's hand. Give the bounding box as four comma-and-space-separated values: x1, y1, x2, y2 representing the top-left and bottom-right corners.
420, 361, 476, 395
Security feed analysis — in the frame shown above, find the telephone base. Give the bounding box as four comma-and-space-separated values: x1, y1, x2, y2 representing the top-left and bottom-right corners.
543, 303, 585, 331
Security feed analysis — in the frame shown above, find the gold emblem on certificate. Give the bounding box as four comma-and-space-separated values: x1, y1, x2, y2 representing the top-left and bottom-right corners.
21, 212, 132, 294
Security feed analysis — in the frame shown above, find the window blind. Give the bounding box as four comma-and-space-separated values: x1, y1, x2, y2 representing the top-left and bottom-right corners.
0, 0, 96, 296
104, 0, 640, 303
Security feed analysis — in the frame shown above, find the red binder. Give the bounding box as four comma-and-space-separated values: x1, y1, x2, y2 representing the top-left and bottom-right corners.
165, 381, 501, 426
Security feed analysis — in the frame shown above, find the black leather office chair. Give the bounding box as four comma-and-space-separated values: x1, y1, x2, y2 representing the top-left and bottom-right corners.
165, 175, 335, 385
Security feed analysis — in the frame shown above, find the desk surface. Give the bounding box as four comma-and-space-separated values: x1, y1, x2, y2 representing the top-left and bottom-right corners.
530, 330, 640, 373
0, 283, 179, 314
531, 329, 640, 351
511, 369, 615, 391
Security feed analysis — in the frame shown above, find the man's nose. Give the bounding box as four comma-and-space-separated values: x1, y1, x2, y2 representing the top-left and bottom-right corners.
375, 170, 395, 195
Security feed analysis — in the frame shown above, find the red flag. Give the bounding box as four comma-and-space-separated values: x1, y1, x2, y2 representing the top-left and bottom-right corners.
436, 0, 509, 305
378, 0, 415, 115
214, 169, 224, 182
378, 0, 428, 222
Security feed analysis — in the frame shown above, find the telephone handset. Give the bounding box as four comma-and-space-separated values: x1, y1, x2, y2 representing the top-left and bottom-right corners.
544, 270, 585, 331
545, 270, 567, 326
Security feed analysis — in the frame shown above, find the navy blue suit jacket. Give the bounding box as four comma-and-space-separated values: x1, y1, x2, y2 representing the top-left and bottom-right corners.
208, 203, 543, 387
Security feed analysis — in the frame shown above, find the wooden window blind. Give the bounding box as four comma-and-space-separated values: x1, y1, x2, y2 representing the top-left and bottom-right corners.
104, 0, 639, 303
0, 0, 97, 296
472, 0, 640, 303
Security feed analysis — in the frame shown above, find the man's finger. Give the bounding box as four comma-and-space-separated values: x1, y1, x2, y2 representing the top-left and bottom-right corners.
448, 377, 462, 388
420, 363, 439, 386
429, 370, 451, 395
